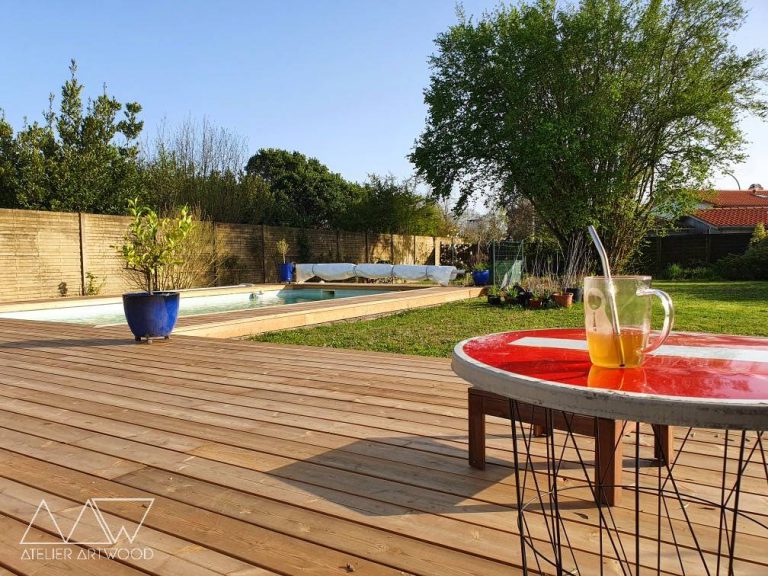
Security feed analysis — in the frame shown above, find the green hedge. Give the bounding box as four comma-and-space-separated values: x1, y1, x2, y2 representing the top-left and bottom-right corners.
716, 242, 768, 280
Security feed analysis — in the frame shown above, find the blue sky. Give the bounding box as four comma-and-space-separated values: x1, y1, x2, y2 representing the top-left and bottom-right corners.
1, 0, 766, 192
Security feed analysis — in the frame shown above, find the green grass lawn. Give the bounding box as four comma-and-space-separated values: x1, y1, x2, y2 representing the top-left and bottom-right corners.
250, 281, 768, 357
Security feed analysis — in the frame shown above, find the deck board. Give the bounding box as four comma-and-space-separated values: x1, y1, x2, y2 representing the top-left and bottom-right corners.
0, 319, 765, 575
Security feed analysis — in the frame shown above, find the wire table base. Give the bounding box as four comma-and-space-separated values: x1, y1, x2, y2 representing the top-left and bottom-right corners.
507, 399, 767, 576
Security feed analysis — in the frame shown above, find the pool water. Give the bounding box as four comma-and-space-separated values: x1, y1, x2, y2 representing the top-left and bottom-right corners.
0, 288, 385, 326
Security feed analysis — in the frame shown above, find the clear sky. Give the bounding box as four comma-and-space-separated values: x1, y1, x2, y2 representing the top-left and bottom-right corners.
1, 0, 766, 192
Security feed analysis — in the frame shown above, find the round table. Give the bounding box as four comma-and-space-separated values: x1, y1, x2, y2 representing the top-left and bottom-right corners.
452, 328, 768, 576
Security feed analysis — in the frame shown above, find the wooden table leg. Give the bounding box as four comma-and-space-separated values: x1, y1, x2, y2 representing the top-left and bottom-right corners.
595, 418, 622, 506
468, 389, 486, 470
652, 424, 674, 465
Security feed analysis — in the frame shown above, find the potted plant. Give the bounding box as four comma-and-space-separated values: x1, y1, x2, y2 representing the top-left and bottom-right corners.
565, 286, 583, 303
552, 292, 574, 308
118, 199, 194, 343
276, 239, 293, 282
471, 263, 491, 286
528, 291, 545, 309
486, 285, 502, 306
505, 283, 531, 306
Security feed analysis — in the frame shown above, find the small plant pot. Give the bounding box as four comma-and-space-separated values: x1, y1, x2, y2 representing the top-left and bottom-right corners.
528, 298, 543, 310
487, 295, 502, 306
122, 292, 180, 342
278, 262, 294, 283
552, 293, 574, 308
513, 291, 533, 307
566, 287, 583, 303
472, 270, 491, 286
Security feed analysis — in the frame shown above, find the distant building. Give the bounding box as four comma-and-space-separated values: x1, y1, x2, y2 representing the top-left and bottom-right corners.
682, 186, 768, 234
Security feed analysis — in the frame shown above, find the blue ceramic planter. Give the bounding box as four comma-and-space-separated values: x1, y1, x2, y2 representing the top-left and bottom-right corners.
278, 262, 294, 283
472, 270, 491, 286
122, 292, 180, 342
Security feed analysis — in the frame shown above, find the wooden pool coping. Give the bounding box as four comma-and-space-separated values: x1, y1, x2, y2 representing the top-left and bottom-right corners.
0, 284, 484, 338
173, 285, 483, 338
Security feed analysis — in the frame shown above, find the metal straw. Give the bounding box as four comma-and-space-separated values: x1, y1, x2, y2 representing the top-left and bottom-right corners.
587, 226, 626, 367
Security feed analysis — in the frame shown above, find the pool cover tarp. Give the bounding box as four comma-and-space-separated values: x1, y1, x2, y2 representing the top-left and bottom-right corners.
294, 263, 458, 286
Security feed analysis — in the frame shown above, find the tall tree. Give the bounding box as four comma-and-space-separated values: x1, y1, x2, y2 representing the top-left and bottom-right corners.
245, 148, 364, 228
411, 0, 767, 270
0, 116, 18, 207
346, 174, 452, 236
0, 60, 143, 213
143, 117, 275, 224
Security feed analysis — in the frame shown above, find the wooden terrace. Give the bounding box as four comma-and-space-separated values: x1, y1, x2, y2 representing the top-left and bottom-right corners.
0, 318, 764, 575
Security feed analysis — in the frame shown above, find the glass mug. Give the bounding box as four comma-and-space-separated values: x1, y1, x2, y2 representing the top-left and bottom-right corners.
584, 276, 674, 368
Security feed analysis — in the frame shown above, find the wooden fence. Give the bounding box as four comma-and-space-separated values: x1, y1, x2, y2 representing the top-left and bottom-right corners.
0, 208, 445, 303
638, 232, 752, 274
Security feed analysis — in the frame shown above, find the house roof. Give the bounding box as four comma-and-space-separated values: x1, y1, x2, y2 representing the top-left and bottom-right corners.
699, 190, 768, 207
693, 207, 768, 228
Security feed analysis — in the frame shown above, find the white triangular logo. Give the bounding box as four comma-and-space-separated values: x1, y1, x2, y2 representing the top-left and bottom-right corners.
20, 499, 67, 545
20, 497, 155, 546
65, 500, 113, 545
90, 498, 154, 544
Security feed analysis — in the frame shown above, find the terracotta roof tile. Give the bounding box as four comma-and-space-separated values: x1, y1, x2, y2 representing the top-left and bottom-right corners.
699, 190, 768, 207
693, 207, 768, 227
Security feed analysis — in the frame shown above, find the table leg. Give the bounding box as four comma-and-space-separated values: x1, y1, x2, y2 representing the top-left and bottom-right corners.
468, 389, 486, 470
595, 418, 622, 506
652, 424, 674, 465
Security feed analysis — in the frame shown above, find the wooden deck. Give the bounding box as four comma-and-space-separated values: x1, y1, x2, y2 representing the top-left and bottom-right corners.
0, 319, 764, 575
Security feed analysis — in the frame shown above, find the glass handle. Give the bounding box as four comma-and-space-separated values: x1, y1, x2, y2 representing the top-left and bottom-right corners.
637, 288, 675, 354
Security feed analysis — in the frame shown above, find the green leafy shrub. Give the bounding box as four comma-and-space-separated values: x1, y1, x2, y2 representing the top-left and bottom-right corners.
717, 242, 768, 280
686, 266, 718, 281
665, 263, 685, 280
85, 272, 105, 296
117, 199, 194, 293
717, 229, 768, 280
663, 263, 718, 281
750, 222, 767, 246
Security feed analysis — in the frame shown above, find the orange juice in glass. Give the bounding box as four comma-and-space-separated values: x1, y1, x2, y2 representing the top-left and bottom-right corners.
584, 276, 674, 368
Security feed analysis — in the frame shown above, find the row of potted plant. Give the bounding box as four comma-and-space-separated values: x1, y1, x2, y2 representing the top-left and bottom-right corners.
485, 280, 583, 309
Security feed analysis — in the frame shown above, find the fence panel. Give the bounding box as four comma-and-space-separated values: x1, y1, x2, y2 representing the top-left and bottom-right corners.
0, 210, 82, 300
640, 233, 752, 274
0, 208, 446, 302
339, 231, 368, 263
214, 223, 263, 284
83, 214, 133, 295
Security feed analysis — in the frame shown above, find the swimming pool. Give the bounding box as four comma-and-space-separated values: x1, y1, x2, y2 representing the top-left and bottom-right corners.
0, 288, 387, 326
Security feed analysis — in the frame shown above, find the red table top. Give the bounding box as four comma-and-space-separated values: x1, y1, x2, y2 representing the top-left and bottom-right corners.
459, 328, 768, 401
